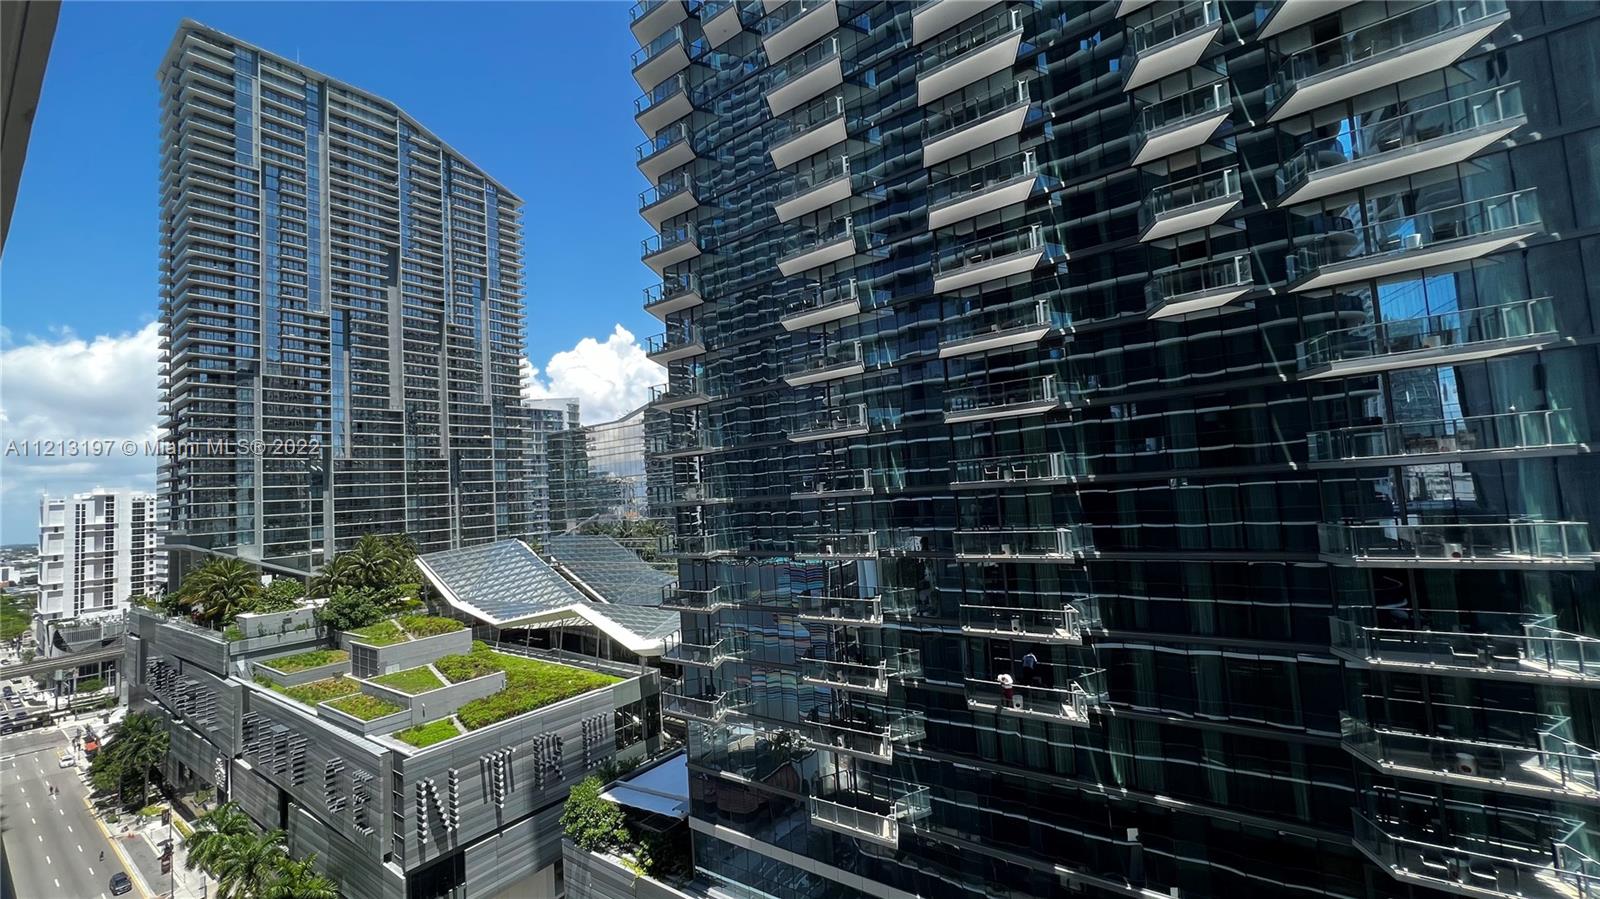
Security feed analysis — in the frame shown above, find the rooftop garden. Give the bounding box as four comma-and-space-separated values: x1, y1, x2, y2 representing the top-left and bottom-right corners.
259, 649, 348, 674
346, 619, 408, 646
369, 666, 445, 695
324, 692, 405, 721
257, 675, 360, 706
449, 642, 621, 731
394, 718, 463, 749
143, 557, 311, 632
397, 614, 465, 637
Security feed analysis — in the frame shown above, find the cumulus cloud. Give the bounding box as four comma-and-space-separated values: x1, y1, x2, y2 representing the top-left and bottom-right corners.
0, 322, 163, 543
523, 325, 664, 424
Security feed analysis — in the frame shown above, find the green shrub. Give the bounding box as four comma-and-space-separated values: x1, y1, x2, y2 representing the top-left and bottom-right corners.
561, 777, 628, 852
433, 652, 501, 684
77, 677, 107, 693
324, 693, 404, 721
394, 718, 461, 748
369, 666, 444, 695
262, 649, 348, 674
223, 625, 243, 642
258, 676, 361, 706
397, 614, 464, 638
346, 619, 407, 646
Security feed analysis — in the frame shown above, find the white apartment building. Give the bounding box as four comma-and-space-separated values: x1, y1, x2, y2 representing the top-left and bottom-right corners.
38, 489, 164, 622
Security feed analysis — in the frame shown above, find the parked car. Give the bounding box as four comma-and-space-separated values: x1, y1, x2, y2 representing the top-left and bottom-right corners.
109, 872, 133, 895
58, 751, 74, 768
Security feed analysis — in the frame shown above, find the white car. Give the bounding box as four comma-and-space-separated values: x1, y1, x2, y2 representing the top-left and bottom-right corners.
58, 751, 74, 768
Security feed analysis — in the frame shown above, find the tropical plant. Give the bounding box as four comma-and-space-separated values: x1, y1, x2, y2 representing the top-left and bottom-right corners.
211, 828, 290, 899
186, 802, 253, 874
255, 577, 307, 613
176, 558, 265, 628
313, 533, 417, 596
76, 676, 106, 693
314, 586, 399, 633
561, 776, 629, 853
261, 854, 339, 899
89, 712, 170, 807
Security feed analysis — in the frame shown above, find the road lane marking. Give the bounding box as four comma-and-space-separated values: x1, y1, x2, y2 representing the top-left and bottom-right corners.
45, 855, 51, 864
77, 844, 82, 852
68, 825, 73, 832
54, 879, 59, 890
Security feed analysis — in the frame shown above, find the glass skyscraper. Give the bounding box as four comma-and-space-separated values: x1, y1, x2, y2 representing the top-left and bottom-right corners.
636, 2, 1600, 898
158, 20, 533, 575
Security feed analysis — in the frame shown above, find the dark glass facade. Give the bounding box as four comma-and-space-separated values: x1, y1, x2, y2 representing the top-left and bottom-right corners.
635, 1, 1600, 897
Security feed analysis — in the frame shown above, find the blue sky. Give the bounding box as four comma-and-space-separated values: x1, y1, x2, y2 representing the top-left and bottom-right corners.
0, 1, 667, 542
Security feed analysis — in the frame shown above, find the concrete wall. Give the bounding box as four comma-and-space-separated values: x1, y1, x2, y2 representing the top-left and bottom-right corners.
344, 627, 471, 676
252, 657, 348, 687
360, 670, 505, 727
234, 607, 317, 639
464, 804, 565, 898
288, 803, 405, 899
315, 698, 412, 737
563, 840, 698, 899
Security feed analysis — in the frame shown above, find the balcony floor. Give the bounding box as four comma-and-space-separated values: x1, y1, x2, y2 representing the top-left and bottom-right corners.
1299, 331, 1554, 380
1290, 225, 1543, 294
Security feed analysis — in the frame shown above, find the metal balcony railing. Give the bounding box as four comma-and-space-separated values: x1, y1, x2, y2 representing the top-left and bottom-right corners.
631, 24, 702, 72
641, 222, 701, 261
795, 592, 892, 625
929, 150, 1041, 209
792, 467, 875, 497
784, 339, 862, 381
1352, 807, 1598, 898
1139, 166, 1240, 232
965, 669, 1106, 724
1332, 610, 1600, 682
634, 73, 691, 119
636, 122, 693, 163
933, 224, 1057, 280
939, 300, 1058, 350
1297, 297, 1554, 371
776, 155, 852, 205
923, 79, 1035, 144
1127, 0, 1221, 56
800, 707, 926, 760
662, 629, 748, 667
918, 7, 1025, 75
1145, 253, 1253, 310
1287, 189, 1540, 282
794, 530, 877, 558
1341, 714, 1600, 802
789, 402, 868, 441
809, 780, 931, 847
951, 451, 1088, 486
959, 599, 1098, 643
944, 374, 1076, 419
660, 584, 734, 613
646, 323, 704, 357
649, 375, 710, 405
954, 526, 1090, 560
780, 276, 862, 324
800, 648, 921, 694
662, 682, 751, 723
639, 174, 698, 212
1307, 409, 1584, 465
1318, 519, 1593, 566
643, 273, 704, 311
1133, 81, 1230, 147
769, 34, 840, 88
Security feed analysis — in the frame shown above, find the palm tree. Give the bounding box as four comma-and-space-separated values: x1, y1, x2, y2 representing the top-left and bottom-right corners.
186, 802, 252, 874
262, 855, 339, 899
212, 828, 289, 899
98, 712, 169, 807
178, 558, 265, 628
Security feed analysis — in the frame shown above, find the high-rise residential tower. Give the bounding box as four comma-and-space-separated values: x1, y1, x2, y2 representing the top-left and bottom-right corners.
637, 2, 1600, 898
158, 21, 532, 577
527, 396, 582, 543
37, 489, 163, 622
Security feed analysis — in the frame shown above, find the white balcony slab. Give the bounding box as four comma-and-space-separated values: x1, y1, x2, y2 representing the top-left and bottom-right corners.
646, 289, 704, 320
777, 234, 855, 276
767, 57, 845, 116
763, 0, 838, 63
1147, 283, 1251, 320
632, 1, 688, 41
938, 324, 1055, 358
639, 188, 700, 228
704, 2, 744, 47
1290, 227, 1541, 294
775, 174, 852, 223
654, 391, 712, 412
638, 139, 696, 181
928, 174, 1039, 229
1140, 192, 1241, 242
635, 89, 693, 135
1256, 0, 1359, 39
780, 297, 861, 331
933, 246, 1046, 293
917, 28, 1025, 106
1117, 0, 1158, 16
644, 240, 702, 274
1278, 119, 1524, 206
789, 423, 870, 443
912, 0, 1002, 44
1131, 108, 1230, 166
923, 100, 1033, 167
647, 340, 707, 365
1299, 332, 1553, 380
784, 359, 866, 387
1267, 15, 1509, 122
633, 41, 690, 91
944, 397, 1063, 424
770, 113, 848, 168
1123, 23, 1224, 92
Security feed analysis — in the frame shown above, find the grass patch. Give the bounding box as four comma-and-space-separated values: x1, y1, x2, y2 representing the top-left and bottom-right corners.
347, 619, 407, 646
397, 614, 464, 638
223, 625, 243, 642
140, 804, 165, 818
324, 693, 405, 721
258, 675, 360, 706
262, 649, 348, 674
369, 666, 444, 695
452, 642, 620, 731
0, 593, 34, 641
434, 651, 502, 684
394, 718, 462, 748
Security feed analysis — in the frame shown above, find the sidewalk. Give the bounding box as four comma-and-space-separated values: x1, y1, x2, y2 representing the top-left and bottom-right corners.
122, 813, 212, 899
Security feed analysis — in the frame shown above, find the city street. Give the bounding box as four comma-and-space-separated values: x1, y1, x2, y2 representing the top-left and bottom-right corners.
1, 727, 142, 899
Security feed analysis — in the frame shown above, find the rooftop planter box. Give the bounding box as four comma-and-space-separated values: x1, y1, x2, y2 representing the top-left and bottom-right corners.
359, 665, 507, 728
317, 692, 410, 736
251, 649, 350, 687
341, 616, 472, 676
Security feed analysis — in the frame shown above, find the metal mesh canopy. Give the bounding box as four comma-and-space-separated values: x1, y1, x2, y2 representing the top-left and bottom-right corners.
416, 540, 589, 627
546, 534, 675, 606
583, 603, 680, 643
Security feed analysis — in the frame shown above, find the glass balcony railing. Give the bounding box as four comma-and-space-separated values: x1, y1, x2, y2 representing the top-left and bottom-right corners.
1342, 707, 1600, 802
769, 35, 840, 89
699, 0, 735, 21
950, 451, 1088, 486
629, 0, 670, 25
944, 374, 1078, 421
631, 24, 701, 73
781, 276, 862, 324
800, 707, 926, 760
919, 7, 1024, 75
1308, 409, 1583, 465
646, 323, 703, 358
1319, 520, 1593, 566
779, 215, 865, 263
960, 598, 1099, 643
649, 427, 721, 457
776, 155, 851, 205
939, 301, 1060, 353
954, 526, 1090, 560
634, 73, 690, 119
660, 584, 734, 612
965, 668, 1106, 724
1298, 296, 1555, 372
929, 150, 1043, 210
784, 339, 861, 382
662, 629, 747, 667
641, 223, 701, 261
801, 648, 921, 694
649, 375, 710, 405
795, 530, 878, 558
1139, 166, 1240, 233
1332, 610, 1600, 682
1277, 84, 1525, 197
636, 122, 693, 163
1353, 807, 1598, 899
1128, 0, 1221, 56
757, 0, 831, 38
809, 781, 931, 847
923, 80, 1035, 145
1267, 1, 1509, 113
675, 531, 737, 557
772, 93, 847, 147
933, 224, 1057, 281
1145, 253, 1253, 312
639, 174, 698, 212
792, 467, 874, 497
789, 402, 868, 441
1133, 81, 1230, 148
643, 273, 704, 311
662, 682, 751, 723
795, 591, 890, 625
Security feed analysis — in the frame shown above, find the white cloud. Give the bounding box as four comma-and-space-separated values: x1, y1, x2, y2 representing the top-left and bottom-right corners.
0, 322, 163, 543
523, 325, 664, 424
